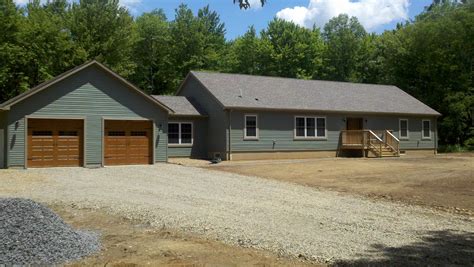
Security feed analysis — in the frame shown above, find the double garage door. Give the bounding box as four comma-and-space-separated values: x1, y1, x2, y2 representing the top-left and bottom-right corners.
27, 119, 152, 168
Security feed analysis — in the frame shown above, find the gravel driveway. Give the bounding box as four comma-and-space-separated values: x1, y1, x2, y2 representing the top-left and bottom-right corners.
1, 164, 473, 265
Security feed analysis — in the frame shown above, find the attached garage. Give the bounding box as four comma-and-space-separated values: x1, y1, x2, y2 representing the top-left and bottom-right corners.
27, 118, 84, 168
0, 60, 172, 169
104, 120, 153, 165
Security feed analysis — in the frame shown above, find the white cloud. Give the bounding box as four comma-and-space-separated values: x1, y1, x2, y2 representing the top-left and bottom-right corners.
246, 0, 264, 10
276, 0, 410, 30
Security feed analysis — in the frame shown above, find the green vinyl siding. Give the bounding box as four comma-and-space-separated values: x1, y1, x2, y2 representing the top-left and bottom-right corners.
168, 117, 208, 158
365, 115, 436, 150
0, 111, 6, 168
178, 77, 227, 158
6, 64, 168, 168
230, 110, 344, 152
229, 110, 437, 152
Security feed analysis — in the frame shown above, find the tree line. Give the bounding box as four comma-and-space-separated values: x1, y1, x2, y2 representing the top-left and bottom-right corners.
0, 0, 472, 148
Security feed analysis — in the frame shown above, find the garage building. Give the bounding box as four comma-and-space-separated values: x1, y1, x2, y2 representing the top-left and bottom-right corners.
0, 61, 172, 168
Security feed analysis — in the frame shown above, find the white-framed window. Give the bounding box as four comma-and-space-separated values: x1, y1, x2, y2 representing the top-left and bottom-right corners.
244, 114, 258, 139
399, 119, 409, 139
295, 116, 326, 139
168, 122, 193, 145
422, 119, 431, 139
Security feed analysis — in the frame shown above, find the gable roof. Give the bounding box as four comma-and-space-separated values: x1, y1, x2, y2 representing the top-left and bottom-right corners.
0, 60, 174, 113
152, 95, 207, 116
182, 71, 440, 116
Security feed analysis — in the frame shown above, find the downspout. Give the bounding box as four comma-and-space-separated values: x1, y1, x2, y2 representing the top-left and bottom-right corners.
228, 109, 232, 161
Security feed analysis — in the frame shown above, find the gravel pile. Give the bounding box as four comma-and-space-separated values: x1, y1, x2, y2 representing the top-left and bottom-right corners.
0, 198, 100, 265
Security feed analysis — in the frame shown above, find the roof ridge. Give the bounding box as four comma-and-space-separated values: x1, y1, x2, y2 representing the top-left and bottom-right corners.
190, 70, 397, 88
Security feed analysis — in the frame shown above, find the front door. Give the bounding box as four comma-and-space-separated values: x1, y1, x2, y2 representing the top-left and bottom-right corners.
346, 118, 363, 130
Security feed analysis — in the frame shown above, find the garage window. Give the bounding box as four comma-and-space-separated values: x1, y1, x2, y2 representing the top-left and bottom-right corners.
168, 122, 193, 145
131, 131, 147, 137
32, 131, 53, 136
109, 131, 125, 136
59, 131, 78, 136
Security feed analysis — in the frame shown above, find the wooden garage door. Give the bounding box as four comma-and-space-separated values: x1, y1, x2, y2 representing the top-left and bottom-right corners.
28, 119, 83, 168
104, 120, 152, 165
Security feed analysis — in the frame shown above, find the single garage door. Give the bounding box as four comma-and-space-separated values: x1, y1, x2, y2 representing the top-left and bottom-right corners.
104, 120, 153, 166
27, 119, 83, 168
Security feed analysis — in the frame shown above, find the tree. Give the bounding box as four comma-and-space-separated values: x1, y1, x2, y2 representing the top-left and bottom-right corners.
226, 26, 273, 75
0, 0, 28, 102
378, 1, 474, 145
132, 9, 173, 94
0, 0, 85, 103
69, 0, 136, 77
169, 4, 226, 86
321, 14, 367, 82
260, 18, 323, 78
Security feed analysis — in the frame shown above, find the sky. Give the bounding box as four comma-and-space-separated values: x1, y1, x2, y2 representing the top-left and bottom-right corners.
14, 0, 434, 40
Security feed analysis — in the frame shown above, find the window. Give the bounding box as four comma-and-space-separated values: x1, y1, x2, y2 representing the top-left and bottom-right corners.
316, 118, 326, 138
399, 119, 409, 139
422, 120, 431, 139
295, 117, 305, 137
244, 115, 258, 139
168, 122, 193, 145
32, 131, 52, 136
131, 131, 147, 137
108, 131, 125, 136
295, 116, 326, 139
59, 131, 78, 137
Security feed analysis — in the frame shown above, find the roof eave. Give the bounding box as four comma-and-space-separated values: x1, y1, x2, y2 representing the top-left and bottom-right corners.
169, 114, 208, 118
224, 106, 441, 117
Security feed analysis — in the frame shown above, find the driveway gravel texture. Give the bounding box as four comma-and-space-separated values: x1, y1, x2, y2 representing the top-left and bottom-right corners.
1, 164, 473, 265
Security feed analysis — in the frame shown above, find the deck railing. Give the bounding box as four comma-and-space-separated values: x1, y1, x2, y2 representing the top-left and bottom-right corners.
340, 129, 400, 157
341, 130, 366, 147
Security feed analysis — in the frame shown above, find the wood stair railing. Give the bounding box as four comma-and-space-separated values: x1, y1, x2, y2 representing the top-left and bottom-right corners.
340, 130, 400, 158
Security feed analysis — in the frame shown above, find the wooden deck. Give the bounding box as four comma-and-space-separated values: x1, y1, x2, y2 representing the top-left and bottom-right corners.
339, 130, 400, 157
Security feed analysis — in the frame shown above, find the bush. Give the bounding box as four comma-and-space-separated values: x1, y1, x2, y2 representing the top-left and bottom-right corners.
463, 138, 474, 151
438, 144, 469, 153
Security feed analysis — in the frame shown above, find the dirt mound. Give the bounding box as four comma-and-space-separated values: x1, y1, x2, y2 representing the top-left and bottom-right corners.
0, 198, 100, 265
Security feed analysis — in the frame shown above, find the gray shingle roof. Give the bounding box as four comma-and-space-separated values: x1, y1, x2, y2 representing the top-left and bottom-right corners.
153, 95, 206, 116
189, 71, 440, 116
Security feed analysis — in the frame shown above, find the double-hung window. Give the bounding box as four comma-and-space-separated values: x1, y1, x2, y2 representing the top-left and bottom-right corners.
168, 122, 193, 145
295, 116, 326, 139
399, 119, 409, 139
422, 120, 431, 139
244, 115, 258, 139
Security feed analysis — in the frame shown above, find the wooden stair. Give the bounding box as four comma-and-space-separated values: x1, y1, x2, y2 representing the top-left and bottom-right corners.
339, 129, 400, 158
369, 143, 399, 157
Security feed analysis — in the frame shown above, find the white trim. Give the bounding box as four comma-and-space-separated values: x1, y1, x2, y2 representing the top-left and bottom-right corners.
422, 119, 431, 140
101, 116, 150, 121
294, 116, 327, 140
399, 118, 409, 140
168, 122, 194, 145
244, 114, 259, 140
